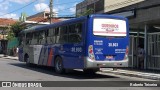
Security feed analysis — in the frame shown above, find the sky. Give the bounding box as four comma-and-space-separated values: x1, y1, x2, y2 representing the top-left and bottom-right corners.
0, 0, 83, 19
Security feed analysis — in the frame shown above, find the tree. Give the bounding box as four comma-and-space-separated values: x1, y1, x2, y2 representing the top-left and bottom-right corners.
6, 30, 15, 40
10, 22, 24, 37
77, 8, 94, 17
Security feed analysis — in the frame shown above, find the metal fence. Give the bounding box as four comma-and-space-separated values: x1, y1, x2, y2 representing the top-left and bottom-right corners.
148, 32, 160, 70
128, 35, 143, 68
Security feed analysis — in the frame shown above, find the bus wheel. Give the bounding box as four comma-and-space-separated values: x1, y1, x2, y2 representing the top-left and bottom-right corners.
55, 57, 65, 74
83, 68, 99, 74
24, 54, 30, 66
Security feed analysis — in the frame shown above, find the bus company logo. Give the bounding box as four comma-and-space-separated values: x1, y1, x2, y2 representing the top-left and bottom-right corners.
2, 82, 11, 87
101, 23, 119, 32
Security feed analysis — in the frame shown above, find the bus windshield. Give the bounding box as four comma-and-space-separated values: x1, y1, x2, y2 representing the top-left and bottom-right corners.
93, 18, 127, 37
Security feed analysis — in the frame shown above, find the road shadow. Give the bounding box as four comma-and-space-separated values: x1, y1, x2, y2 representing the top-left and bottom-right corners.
10, 63, 118, 80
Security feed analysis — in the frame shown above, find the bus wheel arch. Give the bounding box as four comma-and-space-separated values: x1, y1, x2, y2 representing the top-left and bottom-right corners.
54, 56, 65, 74
24, 53, 29, 64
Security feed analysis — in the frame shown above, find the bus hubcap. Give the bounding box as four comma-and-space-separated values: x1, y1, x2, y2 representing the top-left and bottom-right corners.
56, 60, 62, 71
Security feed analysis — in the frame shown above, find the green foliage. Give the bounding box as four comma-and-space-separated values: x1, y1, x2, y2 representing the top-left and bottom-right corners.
77, 8, 94, 17
10, 22, 24, 37
6, 30, 15, 41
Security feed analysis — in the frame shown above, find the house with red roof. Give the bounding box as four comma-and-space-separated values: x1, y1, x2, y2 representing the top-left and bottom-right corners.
20, 11, 73, 29
0, 18, 17, 40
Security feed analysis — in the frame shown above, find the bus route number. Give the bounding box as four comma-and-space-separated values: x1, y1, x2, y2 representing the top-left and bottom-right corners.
71, 47, 82, 52
108, 43, 118, 47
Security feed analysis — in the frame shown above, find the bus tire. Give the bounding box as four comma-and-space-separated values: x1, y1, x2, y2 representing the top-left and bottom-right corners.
83, 68, 99, 74
24, 54, 30, 66
55, 57, 65, 74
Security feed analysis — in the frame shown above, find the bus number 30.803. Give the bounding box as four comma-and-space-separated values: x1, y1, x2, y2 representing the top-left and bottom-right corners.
108, 43, 118, 47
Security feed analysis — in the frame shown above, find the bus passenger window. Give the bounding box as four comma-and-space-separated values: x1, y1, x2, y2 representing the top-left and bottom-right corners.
69, 25, 76, 33
48, 28, 54, 36
60, 26, 68, 35
47, 28, 55, 44
59, 26, 68, 43
31, 32, 39, 45
26, 33, 33, 45
39, 31, 46, 44
55, 27, 60, 43
55, 27, 60, 36
75, 23, 82, 33
68, 23, 82, 43
59, 35, 68, 43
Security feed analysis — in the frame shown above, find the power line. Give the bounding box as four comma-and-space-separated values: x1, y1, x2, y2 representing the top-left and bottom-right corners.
0, 0, 38, 17
39, 0, 81, 12
0, 0, 82, 18
58, 6, 76, 12
31, 1, 79, 18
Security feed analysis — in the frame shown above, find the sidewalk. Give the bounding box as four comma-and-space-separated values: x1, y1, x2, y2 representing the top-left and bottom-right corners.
100, 68, 160, 80
0, 54, 18, 60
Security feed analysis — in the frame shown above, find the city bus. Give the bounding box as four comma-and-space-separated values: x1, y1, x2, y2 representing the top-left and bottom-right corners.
18, 14, 129, 74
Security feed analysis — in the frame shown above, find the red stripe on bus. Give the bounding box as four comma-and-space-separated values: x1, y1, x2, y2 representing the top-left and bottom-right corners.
47, 48, 53, 66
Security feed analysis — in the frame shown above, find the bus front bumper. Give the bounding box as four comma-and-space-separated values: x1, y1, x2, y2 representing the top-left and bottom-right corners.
84, 57, 128, 68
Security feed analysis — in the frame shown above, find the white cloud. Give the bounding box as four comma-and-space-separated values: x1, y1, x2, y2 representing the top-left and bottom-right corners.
9, 0, 32, 4
0, 12, 18, 19
5, 13, 18, 19
34, 2, 66, 15
0, 0, 23, 19
69, 3, 77, 14
34, 3, 49, 12
38, 0, 45, 3
69, 7, 76, 13
53, 5, 65, 13
0, 1, 10, 12
53, 8, 58, 13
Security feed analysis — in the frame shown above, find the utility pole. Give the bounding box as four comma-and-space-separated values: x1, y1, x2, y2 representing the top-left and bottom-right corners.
49, 0, 53, 24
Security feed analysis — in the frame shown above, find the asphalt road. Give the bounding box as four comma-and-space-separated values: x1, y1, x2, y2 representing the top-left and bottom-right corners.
0, 58, 159, 90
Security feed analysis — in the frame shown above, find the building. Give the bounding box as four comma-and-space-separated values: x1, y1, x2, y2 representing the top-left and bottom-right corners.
76, 0, 144, 15
76, 0, 160, 70
0, 18, 17, 54
0, 18, 17, 40
21, 11, 73, 29
76, 0, 104, 15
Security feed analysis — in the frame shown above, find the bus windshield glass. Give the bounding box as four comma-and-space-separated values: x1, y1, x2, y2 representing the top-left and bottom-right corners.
93, 18, 127, 37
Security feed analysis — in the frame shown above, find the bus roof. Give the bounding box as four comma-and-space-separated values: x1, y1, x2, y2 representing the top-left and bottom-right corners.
20, 14, 127, 33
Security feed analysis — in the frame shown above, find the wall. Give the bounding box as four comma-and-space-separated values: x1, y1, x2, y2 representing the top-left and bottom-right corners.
104, 0, 145, 12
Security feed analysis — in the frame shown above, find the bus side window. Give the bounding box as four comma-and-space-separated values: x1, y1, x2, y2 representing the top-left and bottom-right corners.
76, 23, 82, 33
45, 29, 48, 44
39, 31, 46, 45
59, 26, 68, 43
47, 28, 55, 44
31, 32, 39, 45
26, 33, 33, 45
68, 23, 82, 43
55, 27, 60, 43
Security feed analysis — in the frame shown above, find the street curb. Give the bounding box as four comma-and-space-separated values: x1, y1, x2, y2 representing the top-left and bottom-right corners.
101, 70, 160, 80
0, 56, 18, 61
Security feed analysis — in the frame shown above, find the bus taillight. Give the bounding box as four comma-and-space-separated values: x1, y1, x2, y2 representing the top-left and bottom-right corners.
88, 45, 95, 60
124, 46, 129, 60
